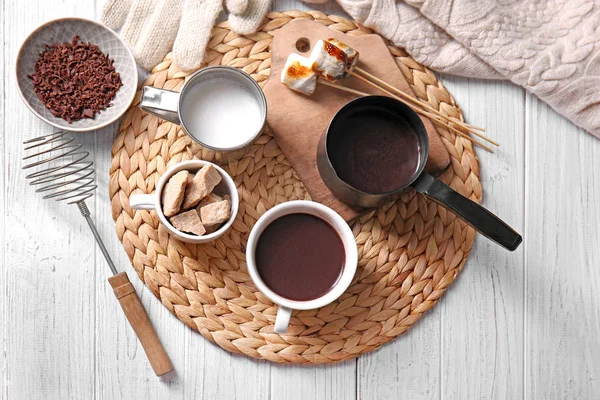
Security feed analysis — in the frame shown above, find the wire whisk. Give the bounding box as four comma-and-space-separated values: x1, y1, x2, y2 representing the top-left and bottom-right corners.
22, 130, 116, 274
21, 130, 173, 375
22, 130, 97, 204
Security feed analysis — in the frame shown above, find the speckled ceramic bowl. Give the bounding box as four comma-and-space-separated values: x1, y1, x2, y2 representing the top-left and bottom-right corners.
16, 17, 137, 132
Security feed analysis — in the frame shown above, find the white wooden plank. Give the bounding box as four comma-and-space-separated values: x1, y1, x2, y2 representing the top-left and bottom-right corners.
438, 77, 525, 399
271, 361, 356, 400
1, 0, 7, 398
525, 94, 600, 399
185, 343, 271, 399
4, 2, 98, 399
358, 307, 441, 400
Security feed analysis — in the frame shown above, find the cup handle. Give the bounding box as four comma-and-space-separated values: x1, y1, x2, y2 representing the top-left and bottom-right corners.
412, 173, 522, 251
130, 194, 157, 211
140, 86, 181, 124
274, 306, 292, 334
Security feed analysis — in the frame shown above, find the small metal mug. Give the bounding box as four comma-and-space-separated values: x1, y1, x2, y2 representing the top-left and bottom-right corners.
140, 66, 267, 151
317, 96, 522, 251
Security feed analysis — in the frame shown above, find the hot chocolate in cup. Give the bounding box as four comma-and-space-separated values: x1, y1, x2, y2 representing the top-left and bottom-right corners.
245, 201, 358, 334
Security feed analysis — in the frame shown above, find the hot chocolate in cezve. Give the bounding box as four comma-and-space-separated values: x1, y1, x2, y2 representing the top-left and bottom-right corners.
327, 107, 421, 194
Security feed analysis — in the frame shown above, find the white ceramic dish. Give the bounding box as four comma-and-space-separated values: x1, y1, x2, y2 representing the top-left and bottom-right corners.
15, 17, 138, 132
129, 160, 239, 244
245, 200, 358, 334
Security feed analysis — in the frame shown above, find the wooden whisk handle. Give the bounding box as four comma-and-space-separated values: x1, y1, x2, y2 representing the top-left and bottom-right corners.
108, 272, 174, 376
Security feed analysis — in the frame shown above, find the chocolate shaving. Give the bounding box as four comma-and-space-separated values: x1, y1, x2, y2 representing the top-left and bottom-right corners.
28, 36, 123, 123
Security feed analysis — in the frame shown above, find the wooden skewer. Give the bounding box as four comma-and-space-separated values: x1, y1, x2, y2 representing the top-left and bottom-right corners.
353, 67, 489, 134
462, 122, 486, 132
320, 80, 367, 97
352, 67, 498, 146
319, 80, 493, 152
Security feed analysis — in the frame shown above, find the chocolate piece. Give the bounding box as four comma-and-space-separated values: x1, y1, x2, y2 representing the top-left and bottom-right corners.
162, 170, 190, 217
182, 165, 222, 209
170, 210, 206, 236
199, 199, 231, 226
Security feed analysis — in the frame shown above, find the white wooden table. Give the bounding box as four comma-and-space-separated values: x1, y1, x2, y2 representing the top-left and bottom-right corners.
2, 1, 600, 399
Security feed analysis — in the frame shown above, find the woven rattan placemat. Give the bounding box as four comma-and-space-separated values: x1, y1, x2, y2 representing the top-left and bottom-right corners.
109, 10, 481, 364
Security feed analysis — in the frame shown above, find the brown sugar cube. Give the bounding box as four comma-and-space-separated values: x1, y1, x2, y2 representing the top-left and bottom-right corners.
170, 210, 206, 236
201, 196, 231, 234
204, 225, 218, 235
199, 199, 231, 226
197, 192, 223, 209
182, 165, 222, 209
161, 170, 190, 217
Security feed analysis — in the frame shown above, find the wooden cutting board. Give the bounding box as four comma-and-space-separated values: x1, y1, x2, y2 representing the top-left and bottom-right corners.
263, 19, 450, 221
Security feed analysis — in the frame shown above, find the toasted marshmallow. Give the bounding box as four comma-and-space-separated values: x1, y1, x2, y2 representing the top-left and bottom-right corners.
308, 39, 347, 81
326, 38, 359, 76
280, 53, 318, 96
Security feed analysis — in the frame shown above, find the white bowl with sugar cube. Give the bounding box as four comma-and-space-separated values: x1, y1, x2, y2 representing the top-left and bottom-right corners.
130, 160, 239, 243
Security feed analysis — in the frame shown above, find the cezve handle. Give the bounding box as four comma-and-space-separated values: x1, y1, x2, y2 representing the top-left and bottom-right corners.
108, 272, 174, 376
413, 174, 522, 251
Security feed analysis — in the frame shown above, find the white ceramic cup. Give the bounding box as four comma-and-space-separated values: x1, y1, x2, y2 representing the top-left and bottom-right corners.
129, 160, 239, 244
245, 200, 358, 334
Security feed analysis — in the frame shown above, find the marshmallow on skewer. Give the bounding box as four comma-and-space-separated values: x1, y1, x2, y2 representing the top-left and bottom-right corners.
327, 38, 359, 76
280, 53, 318, 96
308, 39, 360, 81
308, 39, 346, 82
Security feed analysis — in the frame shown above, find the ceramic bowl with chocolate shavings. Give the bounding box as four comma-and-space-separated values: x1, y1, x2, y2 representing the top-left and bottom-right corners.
16, 17, 137, 132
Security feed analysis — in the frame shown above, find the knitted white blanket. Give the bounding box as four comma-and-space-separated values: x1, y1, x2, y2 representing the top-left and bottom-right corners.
337, 0, 600, 138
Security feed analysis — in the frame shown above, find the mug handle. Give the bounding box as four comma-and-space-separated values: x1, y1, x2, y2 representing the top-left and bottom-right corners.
274, 306, 292, 334
130, 194, 157, 211
412, 173, 522, 251
140, 86, 181, 124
